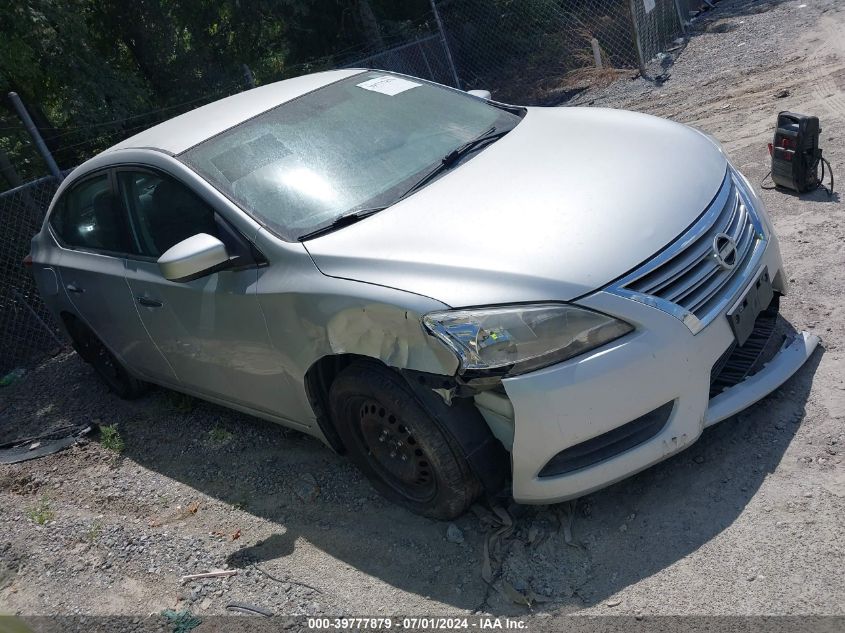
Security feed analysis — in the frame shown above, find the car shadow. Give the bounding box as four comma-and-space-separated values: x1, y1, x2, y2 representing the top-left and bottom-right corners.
0, 331, 822, 614
761, 186, 840, 204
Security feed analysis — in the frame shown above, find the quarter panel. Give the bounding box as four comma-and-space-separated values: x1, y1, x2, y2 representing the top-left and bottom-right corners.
252, 228, 458, 427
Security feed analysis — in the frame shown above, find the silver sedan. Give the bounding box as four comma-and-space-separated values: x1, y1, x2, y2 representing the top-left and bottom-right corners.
31, 70, 818, 519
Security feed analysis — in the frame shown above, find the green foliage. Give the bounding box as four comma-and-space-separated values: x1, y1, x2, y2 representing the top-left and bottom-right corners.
26, 496, 54, 525
99, 424, 125, 452
208, 423, 233, 444
161, 609, 202, 633
0, 0, 432, 184
85, 520, 102, 543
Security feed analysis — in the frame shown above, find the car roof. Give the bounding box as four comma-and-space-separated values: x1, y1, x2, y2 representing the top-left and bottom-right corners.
107, 69, 365, 156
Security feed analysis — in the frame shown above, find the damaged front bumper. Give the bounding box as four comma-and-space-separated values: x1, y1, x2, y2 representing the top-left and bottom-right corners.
500, 247, 818, 505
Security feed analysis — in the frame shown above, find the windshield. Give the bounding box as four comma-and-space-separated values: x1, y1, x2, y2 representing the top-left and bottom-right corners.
180, 71, 522, 240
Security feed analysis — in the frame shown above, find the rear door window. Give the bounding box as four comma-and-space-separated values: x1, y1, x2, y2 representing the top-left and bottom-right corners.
50, 174, 134, 254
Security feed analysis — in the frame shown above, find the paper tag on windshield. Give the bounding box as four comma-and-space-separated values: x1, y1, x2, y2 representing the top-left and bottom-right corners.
357, 75, 422, 96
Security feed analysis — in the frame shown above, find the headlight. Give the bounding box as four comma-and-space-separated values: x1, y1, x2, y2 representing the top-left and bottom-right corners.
422, 304, 633, 376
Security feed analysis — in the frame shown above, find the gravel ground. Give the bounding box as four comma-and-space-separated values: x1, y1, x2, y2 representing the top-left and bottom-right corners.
2, 0, 844, 624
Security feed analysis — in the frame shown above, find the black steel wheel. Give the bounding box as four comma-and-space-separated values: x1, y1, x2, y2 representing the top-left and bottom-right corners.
329, 362, 481, 519
67, 318, 147, 400
356, 397, 437, 503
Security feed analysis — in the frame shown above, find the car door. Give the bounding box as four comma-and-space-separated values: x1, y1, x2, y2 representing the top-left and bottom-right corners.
49, 170, 177, 381
116, 167, 286, 412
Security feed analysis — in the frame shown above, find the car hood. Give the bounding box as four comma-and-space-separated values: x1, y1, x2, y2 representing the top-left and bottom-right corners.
304, 107, 728, 307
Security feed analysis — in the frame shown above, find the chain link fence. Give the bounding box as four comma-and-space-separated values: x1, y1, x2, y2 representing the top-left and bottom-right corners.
435, 0, 642, 103
631, 0, 685, 64
340, 1, 691, 106
0, 0, 697, 375
343, 34, 459, 89
0, 175, 66, 375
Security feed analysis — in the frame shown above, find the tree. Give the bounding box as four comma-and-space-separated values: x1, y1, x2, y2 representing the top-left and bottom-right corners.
0, 0, 431, 181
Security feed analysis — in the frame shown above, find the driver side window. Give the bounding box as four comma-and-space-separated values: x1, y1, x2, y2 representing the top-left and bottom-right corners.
117, 171, 219, 258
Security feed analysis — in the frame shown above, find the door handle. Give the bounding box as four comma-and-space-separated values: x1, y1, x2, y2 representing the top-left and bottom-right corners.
65, 283, 84, 294
137, 296, 163, 308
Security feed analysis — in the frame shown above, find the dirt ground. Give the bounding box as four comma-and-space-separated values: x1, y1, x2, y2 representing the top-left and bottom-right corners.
2, 0, 844, 625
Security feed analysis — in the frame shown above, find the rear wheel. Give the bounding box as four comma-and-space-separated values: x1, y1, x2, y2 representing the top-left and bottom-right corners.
66, 319, 147, 400
329, 362, 481, 519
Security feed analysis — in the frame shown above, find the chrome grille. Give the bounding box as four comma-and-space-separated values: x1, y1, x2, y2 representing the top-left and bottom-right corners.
609, 169, 767, 333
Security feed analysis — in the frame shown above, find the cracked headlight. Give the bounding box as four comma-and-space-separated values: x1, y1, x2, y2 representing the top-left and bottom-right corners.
422, 304, 633, 376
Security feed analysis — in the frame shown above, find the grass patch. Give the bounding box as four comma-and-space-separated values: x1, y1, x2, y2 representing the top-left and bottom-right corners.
208, 423, 233, 443
26, 497, 54, 525
99, 424, 125, 452
84, 520, 102, 543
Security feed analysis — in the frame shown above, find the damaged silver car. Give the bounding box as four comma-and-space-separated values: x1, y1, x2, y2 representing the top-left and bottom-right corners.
31, 70, 818, 519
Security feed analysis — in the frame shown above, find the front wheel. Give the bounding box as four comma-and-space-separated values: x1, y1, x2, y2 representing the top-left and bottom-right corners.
329, 363, 481, 520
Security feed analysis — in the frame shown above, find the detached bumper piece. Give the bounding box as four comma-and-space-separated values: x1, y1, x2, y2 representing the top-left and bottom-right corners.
538, 401, 674, 478
706, 330, 819, 427
710, 295, 780, 398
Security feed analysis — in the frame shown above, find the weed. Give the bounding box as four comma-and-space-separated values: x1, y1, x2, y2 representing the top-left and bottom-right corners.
26, 497, 54, 525
100, 424, 125, 452
209, 423, 233, 443
85, 520, 102, 543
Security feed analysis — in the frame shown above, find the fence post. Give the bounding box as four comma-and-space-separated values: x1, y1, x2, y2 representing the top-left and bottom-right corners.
429, 0, 461, 89
241, 64, 256, 89
8, 92, 62, 182
674, 0, 689, 34
418, 40, 435, 81
591, 38, 603, 70
627, 0, 647, 77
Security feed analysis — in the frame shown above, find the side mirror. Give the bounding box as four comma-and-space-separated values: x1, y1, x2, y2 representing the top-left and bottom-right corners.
467, 89, 492, 100
157, 233, 230, 282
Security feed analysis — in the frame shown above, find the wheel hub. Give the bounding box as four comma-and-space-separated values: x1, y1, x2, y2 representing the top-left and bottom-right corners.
357, 398, 435, 501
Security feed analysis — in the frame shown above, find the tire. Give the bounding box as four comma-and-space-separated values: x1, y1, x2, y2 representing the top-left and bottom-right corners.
68, 320, 148, 400
329, 362, 482, 520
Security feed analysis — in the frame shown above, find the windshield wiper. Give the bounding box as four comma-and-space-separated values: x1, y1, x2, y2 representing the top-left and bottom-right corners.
298, 206, 387, 241
445, 126, 509, 164
297, 127, 510, 241
397, 126, 510, 200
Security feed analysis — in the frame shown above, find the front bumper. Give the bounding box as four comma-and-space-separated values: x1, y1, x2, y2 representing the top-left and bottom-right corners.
503, 239, 818, 504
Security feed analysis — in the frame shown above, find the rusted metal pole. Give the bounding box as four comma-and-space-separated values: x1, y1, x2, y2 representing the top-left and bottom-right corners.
8, 92, 62, 181
627, 0, 647, 78
675, 0, 689, 34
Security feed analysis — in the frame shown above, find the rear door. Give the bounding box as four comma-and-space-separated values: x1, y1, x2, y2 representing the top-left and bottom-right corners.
49, 170, 176, 381
116, 167, 287, 412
